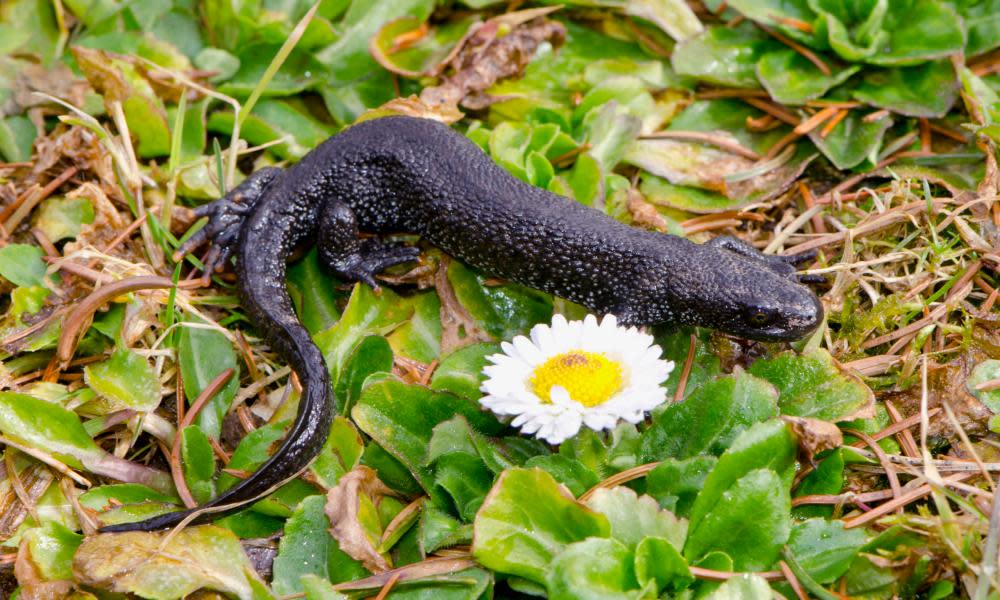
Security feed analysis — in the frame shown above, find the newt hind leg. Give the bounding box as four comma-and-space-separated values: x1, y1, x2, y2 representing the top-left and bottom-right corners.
318, 200, 421, 290
174, 167, 283, 273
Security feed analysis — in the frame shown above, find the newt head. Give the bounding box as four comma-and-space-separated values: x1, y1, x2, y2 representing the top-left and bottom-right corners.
650, 237, 824, 342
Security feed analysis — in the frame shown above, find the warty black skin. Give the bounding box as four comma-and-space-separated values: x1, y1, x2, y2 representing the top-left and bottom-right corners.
101, 115, 822, 532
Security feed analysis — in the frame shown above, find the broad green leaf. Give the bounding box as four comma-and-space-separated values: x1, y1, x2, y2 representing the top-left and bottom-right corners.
315, 283, 415, 386
634, 536, 693, 593
23, 521, 83, 581
545, 537, 643, 600
688, 419, 796, 532
181, 425, 217, 504
334, 335, 394, 414
671, 24, 780, 88
370, 15, 475, 77
787, 518, 867, 584
666, 98, 787, 155
809, 109, 893, 169
432, 450, 494, 521
748, 349, 875, 421
73, 526, 273, 600
272, 495, 368, 594
640, 370, 779, 462
420, 504, 473, 554
386, 289, 441, 363
352, 378, 502, 492
207, 99, 335, 160
194, 47, 241, 82
757, 49, 860, 105
79, 484, 179, 511
683, 468, 790, 571
338, 567, 493, 599
84, 348, 161, 412
430, 343, 498, 400
287, 248, 346, 335
645, 455, 717, 517
0, 244, 48, 287
586, 487, 687, 551
32, 197, 95, 243
724, 0, 817, 43
968, 359, 1000, 413
310, 416, 365, 488
812, 0, 888, 62
447, 260, 553, 341
218, 43, 323, 98
523, 454, 599, 498
0, 392, 103, 469
177, 318, 239, 439
870, 0, 965, 65
0, 115, 36, 162
853, 60, 959, 117
793, 448, 845, 518
473, 468, 611, 584
954, 0, 1000, 56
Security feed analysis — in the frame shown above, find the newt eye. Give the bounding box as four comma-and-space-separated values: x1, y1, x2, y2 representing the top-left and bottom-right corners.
746, 308, 775, 327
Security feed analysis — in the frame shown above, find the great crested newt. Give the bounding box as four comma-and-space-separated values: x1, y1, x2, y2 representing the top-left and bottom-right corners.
101, 115, 822, 532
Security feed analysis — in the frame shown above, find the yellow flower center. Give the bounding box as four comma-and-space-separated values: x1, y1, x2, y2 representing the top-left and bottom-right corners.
530, 350, 624, 407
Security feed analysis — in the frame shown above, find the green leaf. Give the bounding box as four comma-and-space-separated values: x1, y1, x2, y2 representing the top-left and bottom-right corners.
586, 487, 687, 551
314, 283, 415, 387
684, 468, 790, 571
334, 335, 394, 414
430, 343, 498, 401
0, 115, 37, 162
177, 318, 240, 439
646, 455, 717, 517
23, 521, 83, 581
32, 197, 95, 243
523, 454, 599, 498
0, 244, 48, 287
640, 369, 779, 462
968, 359, 1000, 413
310, 416, 365, 488
73, 525, 273, 600
870, 0, 965, 65
79, 484, 179, 511
809, 109, 893, 169
688, 419, 796, 531
352, 378, 502, 492
793, 449, 845, 518
473, 468, 611, 584
181, 425, 217, 505
635, 536, 693, 593
0, 392, 103, 469
545, 537, 643, 600
272, 495, 368, 595
420, 504, 473, 554
447, 260, 553, 341
207, 99, 335, 160
671, 24, 780, 88
853, 60, 959, 117
386, 289, 441, 363
724, 0, 817, 43
756, 49, 860, 105
787, 518, 867, 584
194, 47, 241, 82
748, 349, 875, 421
954, 0, 1000, 56
84, 348, 161, 412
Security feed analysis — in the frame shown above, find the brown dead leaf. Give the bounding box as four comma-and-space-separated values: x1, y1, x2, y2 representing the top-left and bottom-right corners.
782, 415, 843, 462
418, 9, 565, 114
626, 188, 669, 231
435, 256, 493, 356
11, 62, 90, 116
325, 466, 400, 573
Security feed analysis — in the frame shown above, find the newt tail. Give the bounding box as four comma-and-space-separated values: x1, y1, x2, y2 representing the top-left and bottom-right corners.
101, 116, 822, 532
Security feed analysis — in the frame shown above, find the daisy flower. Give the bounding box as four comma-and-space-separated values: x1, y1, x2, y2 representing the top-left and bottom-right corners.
480, 314, 674, 444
